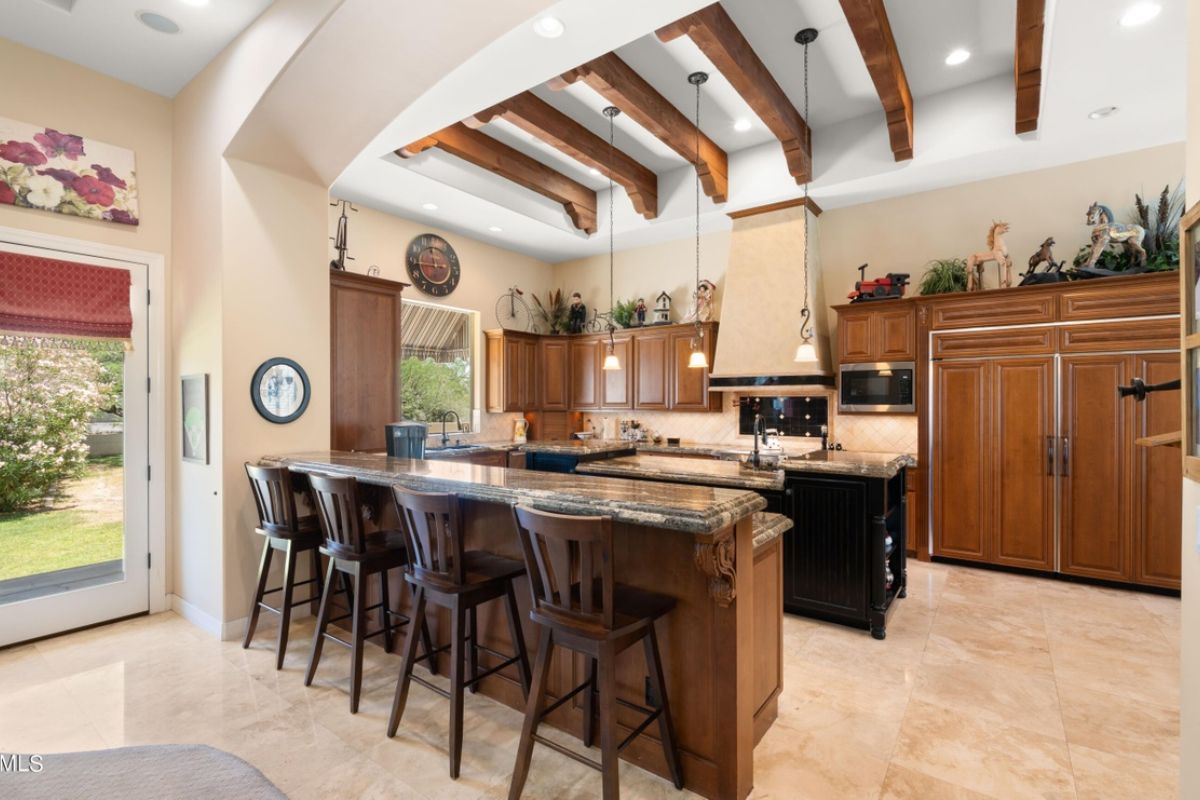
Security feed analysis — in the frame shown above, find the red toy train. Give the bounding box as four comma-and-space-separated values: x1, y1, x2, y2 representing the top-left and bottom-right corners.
847, 263, 910, 302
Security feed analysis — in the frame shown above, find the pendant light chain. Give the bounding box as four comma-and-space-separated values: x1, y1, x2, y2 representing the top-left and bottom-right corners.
800, 31, 812, 343
602, 106, 621, 368
695, 77, 701, 305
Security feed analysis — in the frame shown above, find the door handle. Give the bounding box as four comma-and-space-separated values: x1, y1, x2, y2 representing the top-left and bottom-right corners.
1046, 436, 1055, 476
1060, 436, 1070, 476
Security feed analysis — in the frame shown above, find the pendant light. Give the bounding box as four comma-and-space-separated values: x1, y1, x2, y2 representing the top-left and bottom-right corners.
602, 105, 623, 371
794, 27, 819, 363
687, 71, 709, 370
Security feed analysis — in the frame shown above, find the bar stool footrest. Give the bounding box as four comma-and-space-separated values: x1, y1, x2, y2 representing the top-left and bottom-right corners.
531, 734, 603, 772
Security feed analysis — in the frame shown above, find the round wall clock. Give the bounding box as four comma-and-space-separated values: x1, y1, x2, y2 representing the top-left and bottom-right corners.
406, 233, 461, 297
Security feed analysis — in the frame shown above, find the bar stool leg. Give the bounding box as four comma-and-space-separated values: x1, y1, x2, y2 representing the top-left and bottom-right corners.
420, 603, 438, 677
467, 606, 479, 694
386, 585, 427, 737
597, 644, 620, 800
508, 626, 553, 800
305, 557, 337, 686
503, 582, 531, 697
243, 537, 274, 648
276, 541, 298, 670
582, 657, 597, 748
449, 600, 467, 778
379, 569, 394, 654
644, 626, 683, 789
349, 566, 367, 714
311, 548, 324, 602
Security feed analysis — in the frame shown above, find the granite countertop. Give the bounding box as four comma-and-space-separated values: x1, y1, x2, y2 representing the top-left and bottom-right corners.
520, 440, 637, 455
575, 454, 785, 491
264, 451, 764, 535
752, 512, 793, 551
782, 450, 916, 479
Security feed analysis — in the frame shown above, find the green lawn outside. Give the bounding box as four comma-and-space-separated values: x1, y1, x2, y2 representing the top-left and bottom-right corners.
0, 456, 124, 582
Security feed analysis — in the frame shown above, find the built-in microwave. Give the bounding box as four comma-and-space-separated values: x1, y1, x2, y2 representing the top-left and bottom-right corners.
838, 362, 915, 413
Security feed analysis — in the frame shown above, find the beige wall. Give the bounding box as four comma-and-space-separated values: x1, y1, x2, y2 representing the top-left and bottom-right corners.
1181, 2, 1199, 795
0, 38, 172, 259
819, 143, 1185, 317
328, 200, 554, 437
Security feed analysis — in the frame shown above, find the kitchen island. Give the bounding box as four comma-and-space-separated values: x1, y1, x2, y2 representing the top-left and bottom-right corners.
263, 451, 779, 800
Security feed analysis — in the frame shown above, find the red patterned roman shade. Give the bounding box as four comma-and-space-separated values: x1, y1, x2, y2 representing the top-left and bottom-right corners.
0, 249, 132, 341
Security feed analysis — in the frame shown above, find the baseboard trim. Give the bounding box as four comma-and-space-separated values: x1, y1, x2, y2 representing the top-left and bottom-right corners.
170, 594, 313, 641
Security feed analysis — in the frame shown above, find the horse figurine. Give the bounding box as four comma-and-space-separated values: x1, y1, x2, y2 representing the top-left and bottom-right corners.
1026, 237, 1061, 276
967, 221, 1013, 291
1083, 201, 1146, 268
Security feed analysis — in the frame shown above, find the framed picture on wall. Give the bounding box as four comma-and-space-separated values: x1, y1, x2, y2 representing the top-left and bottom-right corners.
1181, 201, 1200, 478
181, 374, 209, 464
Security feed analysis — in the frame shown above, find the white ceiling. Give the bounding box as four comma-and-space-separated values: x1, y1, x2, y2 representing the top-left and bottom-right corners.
330, 0, 1185, 264
1, 0, 274, 96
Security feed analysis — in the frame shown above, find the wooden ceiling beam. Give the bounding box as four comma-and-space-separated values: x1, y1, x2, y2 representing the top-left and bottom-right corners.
548, 53, 729, 203
398, 123, 597, 234
657, 3, 811, 184
1015, 0, 1046, 134
467, 91, 659, 219
838, 0, 914, 161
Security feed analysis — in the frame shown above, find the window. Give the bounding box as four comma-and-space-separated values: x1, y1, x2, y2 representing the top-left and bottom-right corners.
400, 300, 475, 433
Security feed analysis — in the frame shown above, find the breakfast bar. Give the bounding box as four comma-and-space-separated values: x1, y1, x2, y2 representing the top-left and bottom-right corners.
264, 451, 781, 800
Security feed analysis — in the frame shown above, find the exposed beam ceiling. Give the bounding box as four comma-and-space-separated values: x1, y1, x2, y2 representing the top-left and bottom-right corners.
1014, 0, 1046, 134
656, 3, 811, 184
398, 123, 598, 233
839, 0, 914, 161
467, 91, 659, 219
548, 52, 729, 203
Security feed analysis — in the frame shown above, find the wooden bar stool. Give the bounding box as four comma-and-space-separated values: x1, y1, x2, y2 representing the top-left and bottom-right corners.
507, 505, 683, 800
242, 463, 326, 670
387, 486, 532, 779
304, 473, 435, 713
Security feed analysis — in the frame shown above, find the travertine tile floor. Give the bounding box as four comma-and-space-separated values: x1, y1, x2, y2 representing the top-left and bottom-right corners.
0, 561, 1179, 799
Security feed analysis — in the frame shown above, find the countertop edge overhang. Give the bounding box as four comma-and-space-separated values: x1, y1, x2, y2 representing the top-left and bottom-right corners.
261, 451, 766, 536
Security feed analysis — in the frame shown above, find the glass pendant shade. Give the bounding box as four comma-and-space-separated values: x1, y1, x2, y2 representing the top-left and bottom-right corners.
688, 347, 709, 369
603, 351, 621, 370
793, 340, 818, 363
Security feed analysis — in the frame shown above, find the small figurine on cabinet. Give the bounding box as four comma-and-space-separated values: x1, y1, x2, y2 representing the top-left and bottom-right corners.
966, 221, 1014, 291
683, 279, 716, 323
634, 297, 647, 326
567, 292, 587, 334
653, 291, 672, 324
1020, 237, 1068, 285
1082, 201, 1147, 269
847, 264, 910, 302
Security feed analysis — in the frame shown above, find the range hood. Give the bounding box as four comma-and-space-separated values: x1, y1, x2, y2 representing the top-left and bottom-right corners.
709, 203, 834, 391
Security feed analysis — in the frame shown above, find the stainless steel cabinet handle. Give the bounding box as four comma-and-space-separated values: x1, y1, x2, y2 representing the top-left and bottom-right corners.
1046, 436, 1055, 476
1061, 436, 1070, 476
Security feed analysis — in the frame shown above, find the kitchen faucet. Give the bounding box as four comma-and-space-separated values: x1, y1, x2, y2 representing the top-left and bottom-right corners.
751, 412, 764, 469
439, 410, 461, 447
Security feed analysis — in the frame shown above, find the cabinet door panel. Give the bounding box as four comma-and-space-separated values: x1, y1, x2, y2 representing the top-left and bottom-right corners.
931, 361, 990, 561
670, 330, 712, 410
992, 358, 1055, 571
504, 338, 524, 411
600, 336, 632, 409
634, 331, 669, 410
838, 313, 874, 363
875, 308, 915, 361
521, 338, 539, 410
570, 338, 601, 410
1132, 353, 1181, 588
1060, 355, 1131, 581
539, 339, 570, 411
331, 277, 401, 451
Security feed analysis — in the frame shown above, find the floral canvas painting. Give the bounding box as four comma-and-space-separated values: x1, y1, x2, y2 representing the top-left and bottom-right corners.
0, 116, 138, 226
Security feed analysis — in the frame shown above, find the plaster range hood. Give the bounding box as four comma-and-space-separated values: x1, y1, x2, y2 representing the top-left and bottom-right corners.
708, 203, 834, 392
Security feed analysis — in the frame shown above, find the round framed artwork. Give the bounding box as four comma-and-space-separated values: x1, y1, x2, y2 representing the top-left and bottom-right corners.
406, 233, 461, 297
251, 357, 311, 424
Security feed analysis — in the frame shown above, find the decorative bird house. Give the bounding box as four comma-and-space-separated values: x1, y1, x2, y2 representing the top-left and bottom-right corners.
653, 291, 672, 324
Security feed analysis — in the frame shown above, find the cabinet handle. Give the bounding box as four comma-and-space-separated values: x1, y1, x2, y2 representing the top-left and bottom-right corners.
1046, 436, 1055, 476
1061, 436, 1070, 476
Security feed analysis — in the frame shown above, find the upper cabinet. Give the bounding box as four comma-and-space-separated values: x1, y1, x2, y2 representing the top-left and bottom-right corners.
836, 304, 915, 364
485, 323, 720, 414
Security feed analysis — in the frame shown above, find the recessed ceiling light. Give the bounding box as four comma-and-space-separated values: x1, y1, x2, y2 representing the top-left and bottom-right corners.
532, 15, 565, 38
178, 0, 209, 7
589, 167, 601, 176
488, 225, 503, 233
733, 118, 752, 132
422, 202, 439, 211
944, 48, 971, 66
1088, 106, 1119, 120
1119, 2, 1161, 27
136, 10, 180, 34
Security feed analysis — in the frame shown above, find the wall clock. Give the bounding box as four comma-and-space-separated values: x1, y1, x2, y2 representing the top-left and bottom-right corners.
406, 233, 461, 297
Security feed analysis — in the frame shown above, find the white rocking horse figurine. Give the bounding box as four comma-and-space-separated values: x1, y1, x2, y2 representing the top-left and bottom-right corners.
1083, 201, 1146, 268
966, 221, 1014, 291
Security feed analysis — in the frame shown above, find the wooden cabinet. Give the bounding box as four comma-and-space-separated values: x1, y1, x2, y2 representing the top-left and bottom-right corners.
600, 335, 632, 409
836, 304, 915, 364
330, 271, 406, 451
485, 331, 538, 412
538, 338, 570, 411
931, 360, 990, 562
634, 329, 670, 410
669, 326, 718, 411
1132, 353, 1182, 587
569, 337, 601, 410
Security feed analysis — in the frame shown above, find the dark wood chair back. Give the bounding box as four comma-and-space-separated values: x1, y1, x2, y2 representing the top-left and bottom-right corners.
307, 473, 368, 556
245, 462, 302, 534
511, 505, 614, 632
393, 486, 465, 586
